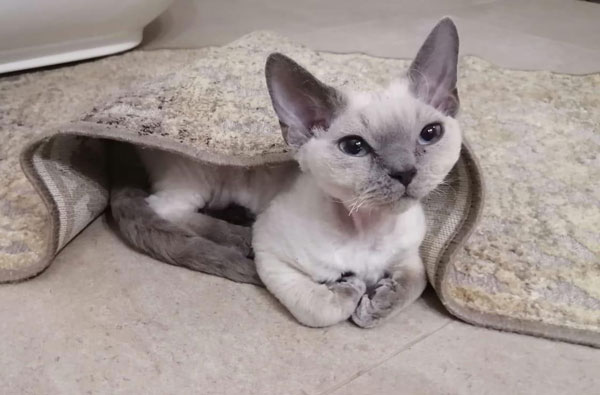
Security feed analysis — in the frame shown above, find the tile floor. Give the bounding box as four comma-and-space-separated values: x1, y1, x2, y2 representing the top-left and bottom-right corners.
2, 0, 599, 394
2, 219, 599, 394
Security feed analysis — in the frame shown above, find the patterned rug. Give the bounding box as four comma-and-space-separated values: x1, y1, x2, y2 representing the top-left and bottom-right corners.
0, 32, 598, 347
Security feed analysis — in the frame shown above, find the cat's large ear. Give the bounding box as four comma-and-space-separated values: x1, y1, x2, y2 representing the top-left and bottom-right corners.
408, 18, 460, 117
265, 53, 345, 147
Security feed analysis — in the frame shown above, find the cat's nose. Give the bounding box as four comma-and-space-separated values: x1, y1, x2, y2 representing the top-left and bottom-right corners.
389, 167, 417, 187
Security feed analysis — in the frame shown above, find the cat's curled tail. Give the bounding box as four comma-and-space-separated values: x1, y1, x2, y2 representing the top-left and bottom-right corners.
108, 142, 263, 286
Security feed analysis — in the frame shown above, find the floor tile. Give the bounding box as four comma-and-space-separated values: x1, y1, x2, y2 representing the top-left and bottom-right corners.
0, 218, 451, 395
327, 321, 600, 395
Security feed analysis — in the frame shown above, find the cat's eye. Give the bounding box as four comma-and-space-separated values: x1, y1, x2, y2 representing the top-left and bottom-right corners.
338, 136, 371, 157
418, 123, 444, 145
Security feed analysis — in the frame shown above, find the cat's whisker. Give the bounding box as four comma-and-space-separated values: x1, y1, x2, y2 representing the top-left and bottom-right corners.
341, 196, 360, 213
349, 195, 366, 215
349, 190, 371, 215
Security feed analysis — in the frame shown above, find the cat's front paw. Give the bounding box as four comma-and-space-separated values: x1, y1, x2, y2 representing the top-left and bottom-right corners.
351, 278, 398, 329
327, 275, 367, 310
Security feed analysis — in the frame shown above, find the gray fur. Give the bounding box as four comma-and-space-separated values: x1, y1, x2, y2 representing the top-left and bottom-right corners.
109, 142, 262, 286
265, 53, 346, 147
176, 213, 253, 258
408, 17, 460, 116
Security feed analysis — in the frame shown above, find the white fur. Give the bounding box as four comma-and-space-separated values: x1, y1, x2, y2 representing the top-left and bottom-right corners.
138, 148, 296, 222
253, 82, 457, 327
253, 173, 426, 327
255, 175, 425, 285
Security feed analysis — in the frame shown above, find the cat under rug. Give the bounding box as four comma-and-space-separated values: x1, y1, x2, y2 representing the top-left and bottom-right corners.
111, 18, 462, 328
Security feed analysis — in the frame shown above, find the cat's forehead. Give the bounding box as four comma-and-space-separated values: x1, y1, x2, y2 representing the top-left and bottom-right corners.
343, 80, 440, 137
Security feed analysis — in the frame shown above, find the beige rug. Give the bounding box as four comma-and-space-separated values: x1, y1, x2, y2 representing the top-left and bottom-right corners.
0, 32, 598, 347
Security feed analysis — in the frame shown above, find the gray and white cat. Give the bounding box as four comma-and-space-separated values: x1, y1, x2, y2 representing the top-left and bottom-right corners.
110, 18, 461, 328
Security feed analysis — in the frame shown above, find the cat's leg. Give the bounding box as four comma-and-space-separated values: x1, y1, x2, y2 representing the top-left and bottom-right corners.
351, 251, 427, 328
176, 213, 253, 258
109, 142, 260, 284
111, 187, 262, 285
146, 191, 252, 257
256, 254, 366, 327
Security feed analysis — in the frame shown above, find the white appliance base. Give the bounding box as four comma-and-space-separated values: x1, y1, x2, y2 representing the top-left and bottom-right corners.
0, 30, 143, 74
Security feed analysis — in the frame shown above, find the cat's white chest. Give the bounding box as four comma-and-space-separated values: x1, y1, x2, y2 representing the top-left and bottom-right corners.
254, 175, 426, 286
308, 205, 425, 285
328, 233, 398, 284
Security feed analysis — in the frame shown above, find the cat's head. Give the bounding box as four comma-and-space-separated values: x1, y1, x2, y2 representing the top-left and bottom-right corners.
265, 18, 461, 212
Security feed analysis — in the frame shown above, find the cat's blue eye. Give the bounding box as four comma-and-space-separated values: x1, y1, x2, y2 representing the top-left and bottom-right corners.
418, 123, 444, 145
338, 136, 371, 157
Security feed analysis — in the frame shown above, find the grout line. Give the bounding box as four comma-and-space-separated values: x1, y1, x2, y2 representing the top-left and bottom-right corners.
316, 320, 453, 395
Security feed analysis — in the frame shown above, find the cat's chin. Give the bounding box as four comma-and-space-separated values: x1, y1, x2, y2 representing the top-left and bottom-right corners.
390, 196, 419, 213
354, 195, 419, 214
321, 182, 419, 214
342, 193, 419, 214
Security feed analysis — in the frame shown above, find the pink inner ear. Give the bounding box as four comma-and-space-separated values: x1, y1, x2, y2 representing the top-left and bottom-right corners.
311, 118, 330, 130
296, 102, 331, 130
267, 53, 343, 135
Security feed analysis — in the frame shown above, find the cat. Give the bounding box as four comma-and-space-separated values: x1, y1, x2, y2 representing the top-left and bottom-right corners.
110, 17, 461, 328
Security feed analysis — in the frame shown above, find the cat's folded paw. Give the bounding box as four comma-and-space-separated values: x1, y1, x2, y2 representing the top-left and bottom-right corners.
351, 278, 398, 329
327, 275, 367, 305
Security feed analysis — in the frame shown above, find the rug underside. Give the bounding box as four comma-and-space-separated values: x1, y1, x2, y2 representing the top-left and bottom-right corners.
0, 31, 598, 347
